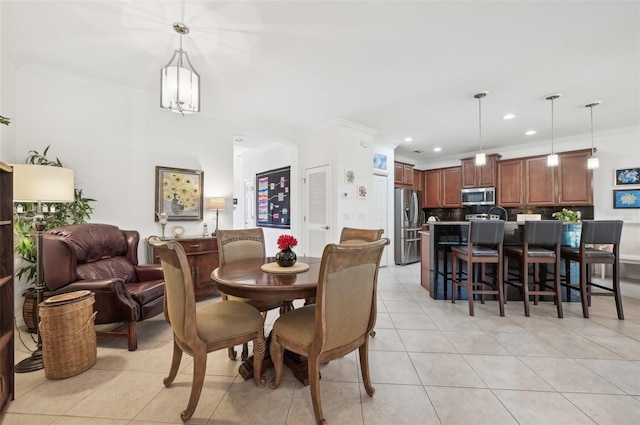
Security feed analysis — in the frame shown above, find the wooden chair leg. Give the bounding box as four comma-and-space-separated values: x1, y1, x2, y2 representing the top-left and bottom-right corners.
359, 338, 375, 397
579, 260, 590, 318
269, 337, 284, 389
612, 261, 624, 320
522, 261, 531, 317
128, 321, 137, 351
227, 347, 237, 360
182, 350, 207, 422
163, 338, 183, 387
309, 356, 326, 425
466, 258, 475, 316
554, 261, 563, 318
253, 329, 266, 387
451, 255, 458, 305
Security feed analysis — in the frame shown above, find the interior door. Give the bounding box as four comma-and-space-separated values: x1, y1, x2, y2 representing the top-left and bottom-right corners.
372, 173, 389, 267
304, 165, 331, 257
244, 178, 256, 228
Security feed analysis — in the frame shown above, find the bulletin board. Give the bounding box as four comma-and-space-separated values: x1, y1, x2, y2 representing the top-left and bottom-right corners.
256, 166, 291, 229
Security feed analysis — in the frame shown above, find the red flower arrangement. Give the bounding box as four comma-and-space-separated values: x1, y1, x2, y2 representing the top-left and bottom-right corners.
277, 234, 298, 251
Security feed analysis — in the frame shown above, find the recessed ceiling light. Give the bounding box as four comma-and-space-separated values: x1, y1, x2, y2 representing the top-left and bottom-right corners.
502, 113, 516, 120
433, 147, 442, 152
404, 137, 413, 142
525, 130, 536, 136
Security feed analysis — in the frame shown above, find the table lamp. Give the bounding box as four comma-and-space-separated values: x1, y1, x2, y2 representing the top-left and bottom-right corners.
207, 197, 226, 236
11, 164, 75, 373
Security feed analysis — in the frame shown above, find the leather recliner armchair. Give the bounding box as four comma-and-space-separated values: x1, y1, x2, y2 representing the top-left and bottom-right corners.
42, 223, 165, 351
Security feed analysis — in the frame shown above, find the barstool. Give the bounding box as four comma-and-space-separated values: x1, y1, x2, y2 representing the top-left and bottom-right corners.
451, 220, 505, 316
503, 220, 564, 318
560, 220, 624, 320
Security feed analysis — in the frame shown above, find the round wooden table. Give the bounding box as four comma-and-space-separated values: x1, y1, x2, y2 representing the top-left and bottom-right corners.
211, 256, 322, 385
212, 256, 322, 303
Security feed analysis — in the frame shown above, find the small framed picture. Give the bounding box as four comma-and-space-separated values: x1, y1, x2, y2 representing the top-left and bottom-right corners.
357, 185, 367, 199
344, 169, 355, 184
613, 189, 640, 208
614, 168, 640, 186
373, 153, 388, 170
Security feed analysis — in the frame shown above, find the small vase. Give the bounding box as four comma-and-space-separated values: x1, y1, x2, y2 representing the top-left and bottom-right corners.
275, 247, 297, 267
170, 194, 184, 215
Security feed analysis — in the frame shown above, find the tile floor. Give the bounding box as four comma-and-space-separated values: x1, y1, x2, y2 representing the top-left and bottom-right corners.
5, 262, 640, 424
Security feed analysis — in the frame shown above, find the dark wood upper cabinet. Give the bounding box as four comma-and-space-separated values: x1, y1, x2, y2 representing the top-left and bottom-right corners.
525, 156, 556, 206
441, 167, 462, 207
557, 150, 593, 205
394, 161, 414, 188
423, 169, 442, 208
497, 158, 524, 206
461, 154, 501, 188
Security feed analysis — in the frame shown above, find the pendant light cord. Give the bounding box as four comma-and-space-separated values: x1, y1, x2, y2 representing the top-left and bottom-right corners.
478, 95, 482, 152
590, 105, 594, 155
550, 97, 555, 154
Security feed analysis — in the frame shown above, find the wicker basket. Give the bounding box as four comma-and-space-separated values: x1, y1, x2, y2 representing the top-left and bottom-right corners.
39, 290, 97, 379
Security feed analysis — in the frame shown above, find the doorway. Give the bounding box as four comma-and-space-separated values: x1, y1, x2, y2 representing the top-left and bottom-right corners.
372, 173, 389, 267
244, 178, 255, 228
304, 164, 331, 257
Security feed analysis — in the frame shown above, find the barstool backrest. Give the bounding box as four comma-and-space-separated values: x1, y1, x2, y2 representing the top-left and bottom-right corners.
468, 220, 505, 246
579, 220, 623, 245
524, 220, 563, 246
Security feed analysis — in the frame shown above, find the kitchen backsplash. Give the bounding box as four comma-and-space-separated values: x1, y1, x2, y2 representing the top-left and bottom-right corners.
422, 206, 594, 223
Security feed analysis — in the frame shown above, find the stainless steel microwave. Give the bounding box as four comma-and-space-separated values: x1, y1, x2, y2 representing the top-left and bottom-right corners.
461, 187, 496, 206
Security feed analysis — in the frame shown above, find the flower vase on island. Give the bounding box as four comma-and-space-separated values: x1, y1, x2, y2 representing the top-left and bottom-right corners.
275, 234, 298, 267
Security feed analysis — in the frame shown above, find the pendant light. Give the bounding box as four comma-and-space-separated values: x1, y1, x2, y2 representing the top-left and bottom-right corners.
474, 91, 489, 166
545, 93, 561, 167
585, 101, 601, 169
160, 23, 200, 115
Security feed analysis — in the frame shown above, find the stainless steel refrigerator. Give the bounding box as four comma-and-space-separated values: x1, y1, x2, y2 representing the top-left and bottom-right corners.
394, 188, 422, 265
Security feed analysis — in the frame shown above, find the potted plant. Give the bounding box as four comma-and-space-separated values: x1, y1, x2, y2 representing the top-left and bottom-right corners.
14, 146, 96, 331
552, 208, 581, 248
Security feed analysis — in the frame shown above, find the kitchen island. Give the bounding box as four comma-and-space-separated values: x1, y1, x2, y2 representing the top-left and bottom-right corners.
420, 221, 577, 301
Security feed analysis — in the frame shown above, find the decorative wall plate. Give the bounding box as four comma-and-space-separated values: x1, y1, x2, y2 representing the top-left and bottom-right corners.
172, 225, 185, 238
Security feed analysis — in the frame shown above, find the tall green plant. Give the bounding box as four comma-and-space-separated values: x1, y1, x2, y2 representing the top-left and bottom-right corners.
14, 146, 96, 287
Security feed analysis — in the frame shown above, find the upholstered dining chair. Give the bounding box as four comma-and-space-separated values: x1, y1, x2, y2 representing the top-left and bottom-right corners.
451, 220, 505, 316
148, 237, 266, 422
339, 227, 384, 244
560, 220, 624, 320
503, 220, 564, 318
339, 226, 384, 337
217, 228, 283, 360
269, 238, 389, 425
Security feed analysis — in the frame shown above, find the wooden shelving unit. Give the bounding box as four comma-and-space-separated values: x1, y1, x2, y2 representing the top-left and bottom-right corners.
0, 162, 15, 419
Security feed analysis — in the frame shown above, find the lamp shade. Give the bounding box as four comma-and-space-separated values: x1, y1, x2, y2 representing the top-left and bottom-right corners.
11, 164, 75, 202
207, 197, 226, 210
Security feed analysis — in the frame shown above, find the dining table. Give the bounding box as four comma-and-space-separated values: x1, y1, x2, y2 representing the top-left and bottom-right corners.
211, 256, 322, 385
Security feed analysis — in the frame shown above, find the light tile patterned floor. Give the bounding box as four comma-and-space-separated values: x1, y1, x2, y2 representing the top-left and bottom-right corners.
6, 263, 640, 424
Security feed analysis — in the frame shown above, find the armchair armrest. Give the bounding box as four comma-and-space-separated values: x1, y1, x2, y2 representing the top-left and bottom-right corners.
45, 277, 140, 323
136, 264, 164, 281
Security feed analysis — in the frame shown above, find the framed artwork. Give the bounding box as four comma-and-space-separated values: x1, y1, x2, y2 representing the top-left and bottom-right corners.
614, 168, 640, 186
373, 153, 388, 170
344, 169, 355, 184
613, 189, 640, 209
357, 184, 367, 199
256, 166, 291, 229
155, 166, 204, 221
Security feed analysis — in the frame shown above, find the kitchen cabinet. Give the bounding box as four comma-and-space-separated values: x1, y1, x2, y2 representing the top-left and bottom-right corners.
461, 154, 501, 188
413, 169, 424, 194
150, 236, 219, 298
557, 150, 593, 205
394, 161, 414, 188
497, 158, 524, 206
423, 166, 462, 208
525, 156, 556, 206
0, 163, 14, 420
442, 167, 462, 207
423, 169, 442, 208
496, 149, 593, 207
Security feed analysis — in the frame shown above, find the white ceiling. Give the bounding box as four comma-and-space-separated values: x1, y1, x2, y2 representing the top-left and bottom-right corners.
3, 1, 638, 166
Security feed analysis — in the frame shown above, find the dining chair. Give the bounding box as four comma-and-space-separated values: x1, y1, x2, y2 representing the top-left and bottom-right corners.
560, 220, 624, 320
503, 220, 564, 318
147, 237, 266, 422
339, 227, 384, 244
269, 238, 389, 425
339, 226, 384, 337
451, 220, 505, 316
217, 228, 284, 361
